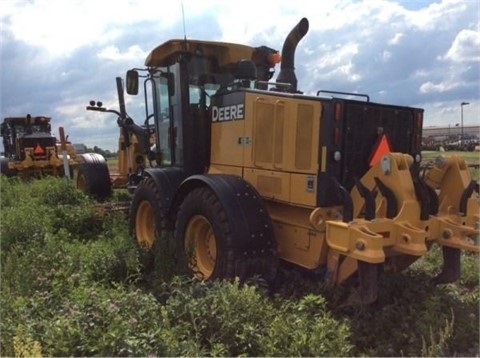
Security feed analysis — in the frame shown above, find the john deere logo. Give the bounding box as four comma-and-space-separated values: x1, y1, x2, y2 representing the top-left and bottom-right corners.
211, 104, 244, 122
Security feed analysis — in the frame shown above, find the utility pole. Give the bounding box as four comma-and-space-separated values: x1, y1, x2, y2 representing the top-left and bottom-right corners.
461, 101, 470, 147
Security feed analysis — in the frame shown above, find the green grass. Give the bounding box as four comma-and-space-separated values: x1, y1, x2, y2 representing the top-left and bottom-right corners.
1, 176, 478, 357
105, 156, 118, 170
422, 150, 480, 181
422, 150, 480, 162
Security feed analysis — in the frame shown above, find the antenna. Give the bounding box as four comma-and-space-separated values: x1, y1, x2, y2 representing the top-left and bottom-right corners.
181, 0, 187, 45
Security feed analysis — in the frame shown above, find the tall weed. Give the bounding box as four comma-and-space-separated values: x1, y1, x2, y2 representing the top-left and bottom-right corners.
160, 278, 352, 357
0, 177, 27, 207
1, 283, 166, 357
0, 204, 51, 252
1, 176, 478, 357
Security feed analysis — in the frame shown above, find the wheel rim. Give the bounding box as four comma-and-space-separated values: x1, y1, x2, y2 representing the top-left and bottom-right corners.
185, 215, 217, 280
135, 200, 155, 248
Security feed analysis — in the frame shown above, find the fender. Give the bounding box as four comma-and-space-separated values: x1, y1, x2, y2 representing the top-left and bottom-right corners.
79, 152, 107, 164
174, 174, 277, 254
143, 167, 187, 223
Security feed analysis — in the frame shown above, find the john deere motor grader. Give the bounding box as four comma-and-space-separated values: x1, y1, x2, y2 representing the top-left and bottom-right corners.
109, 17, 476, 303
0, 115, 80, 178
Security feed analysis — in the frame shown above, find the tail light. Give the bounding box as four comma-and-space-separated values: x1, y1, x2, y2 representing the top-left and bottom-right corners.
415, 111, 423, 129
334, 102, 342, 121
333, 102, 342, 146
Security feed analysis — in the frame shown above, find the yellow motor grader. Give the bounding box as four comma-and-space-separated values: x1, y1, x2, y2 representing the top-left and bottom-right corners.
0, 115, 80, 178
102, 17, 477, 303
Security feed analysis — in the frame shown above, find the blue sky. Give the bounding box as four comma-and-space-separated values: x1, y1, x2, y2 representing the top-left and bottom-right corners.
1, 0, 479, 151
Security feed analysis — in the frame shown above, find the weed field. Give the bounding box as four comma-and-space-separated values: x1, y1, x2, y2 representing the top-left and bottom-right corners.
1, 177, 479, 356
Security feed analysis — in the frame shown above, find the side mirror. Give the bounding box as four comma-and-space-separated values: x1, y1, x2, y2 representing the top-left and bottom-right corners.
126, 70, 139, 95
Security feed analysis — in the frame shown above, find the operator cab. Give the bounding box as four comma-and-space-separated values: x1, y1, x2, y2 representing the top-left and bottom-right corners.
126, 39, 280, 175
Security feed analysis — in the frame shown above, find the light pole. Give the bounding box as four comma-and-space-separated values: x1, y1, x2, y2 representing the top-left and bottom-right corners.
460, 101, 470, 146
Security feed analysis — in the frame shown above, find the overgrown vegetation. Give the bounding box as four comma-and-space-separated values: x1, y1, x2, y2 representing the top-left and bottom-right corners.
1, 177, 478, 356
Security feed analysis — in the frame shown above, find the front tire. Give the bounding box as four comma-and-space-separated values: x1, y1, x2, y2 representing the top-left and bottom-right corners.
130, 176, 174, 274
76, 161, 111, 200
129, 177, 166, 249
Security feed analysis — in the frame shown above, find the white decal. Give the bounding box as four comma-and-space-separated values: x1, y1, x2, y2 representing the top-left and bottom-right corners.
212, 104, 244, 122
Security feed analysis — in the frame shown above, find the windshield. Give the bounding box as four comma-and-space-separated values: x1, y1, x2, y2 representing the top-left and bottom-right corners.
147, 54, 235, 171
151, 69, 174, 166
13, 123, 51, 136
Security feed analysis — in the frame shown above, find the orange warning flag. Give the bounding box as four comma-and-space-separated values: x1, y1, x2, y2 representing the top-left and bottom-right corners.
369, 134, 391, 167
34, 143, 45, 155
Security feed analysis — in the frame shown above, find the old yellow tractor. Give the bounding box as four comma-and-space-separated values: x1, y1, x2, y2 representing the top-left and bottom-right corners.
0, 115, 80, 178
111, 17, 476, 303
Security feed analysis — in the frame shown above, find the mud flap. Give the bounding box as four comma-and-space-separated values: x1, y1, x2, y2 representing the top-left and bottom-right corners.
432, 246, 461, 284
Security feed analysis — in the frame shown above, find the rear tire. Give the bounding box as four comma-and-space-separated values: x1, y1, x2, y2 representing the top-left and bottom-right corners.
175, 187, 237, 280
76, 161, 111, 200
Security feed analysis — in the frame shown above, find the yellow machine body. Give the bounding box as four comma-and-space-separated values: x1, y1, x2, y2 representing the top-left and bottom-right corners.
208, 90, 479, 285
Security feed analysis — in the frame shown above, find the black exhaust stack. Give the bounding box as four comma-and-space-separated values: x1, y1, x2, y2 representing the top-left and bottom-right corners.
276, 17, 309, 92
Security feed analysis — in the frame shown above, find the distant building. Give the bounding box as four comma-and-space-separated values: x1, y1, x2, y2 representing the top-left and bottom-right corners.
423, 124, 480, 139
423, 125, 480, 151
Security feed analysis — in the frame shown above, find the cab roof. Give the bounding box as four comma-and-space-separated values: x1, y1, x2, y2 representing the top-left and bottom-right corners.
3, 116, 51, 124
145, 39, 256, 67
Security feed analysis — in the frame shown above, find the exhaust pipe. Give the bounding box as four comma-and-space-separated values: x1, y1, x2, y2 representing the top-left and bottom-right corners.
276, 17, 309, 92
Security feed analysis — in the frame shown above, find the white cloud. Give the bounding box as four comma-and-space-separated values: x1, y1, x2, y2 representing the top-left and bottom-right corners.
421, 100, 478, 127
442, 28, 480, 62
1, 0, 479, 151
56, 103, 83, 117
315, 43, 360, 69
381, 50, 392, 62
71, 113, 109, 129
338, 62, 362, 82
407, 0, 467, 31
388, 33, 404, 45
419, 79, 459, 93
0, 0, 184, 56
97, 45, 148, 61
2, 1, 106, 55
412, 69, 429, 77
